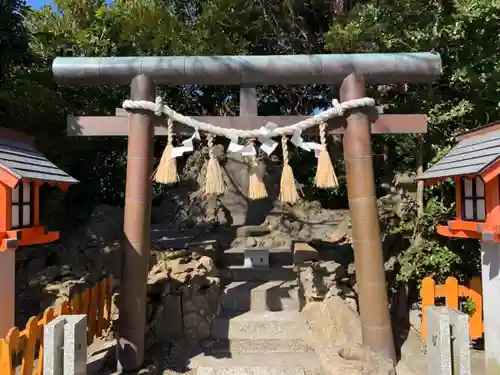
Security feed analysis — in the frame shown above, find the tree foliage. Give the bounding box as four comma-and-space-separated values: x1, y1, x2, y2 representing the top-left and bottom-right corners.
2, 0, 499, 282
0, 0, 30, 84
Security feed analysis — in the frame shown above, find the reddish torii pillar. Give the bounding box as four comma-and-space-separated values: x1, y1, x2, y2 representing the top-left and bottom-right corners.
53, 53, 441, 372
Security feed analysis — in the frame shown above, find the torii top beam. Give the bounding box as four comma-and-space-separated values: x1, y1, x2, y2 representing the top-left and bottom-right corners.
52, 53, 442, 86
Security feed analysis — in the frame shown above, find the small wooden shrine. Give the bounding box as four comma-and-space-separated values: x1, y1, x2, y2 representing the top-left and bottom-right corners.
0, 127, 78, 337
418, 122, 500, 374
419, 122, 500, 241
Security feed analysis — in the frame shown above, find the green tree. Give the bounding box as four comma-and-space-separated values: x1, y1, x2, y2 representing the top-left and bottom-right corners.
3, 0, 494, 284
325, 0, 500, 283
0, 0, 30, 84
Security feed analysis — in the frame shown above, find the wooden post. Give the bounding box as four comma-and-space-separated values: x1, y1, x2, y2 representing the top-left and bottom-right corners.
116, 75, 155, 372
417, 135, 425, 216
0, 250, 15, 338
340, 73, 396, 362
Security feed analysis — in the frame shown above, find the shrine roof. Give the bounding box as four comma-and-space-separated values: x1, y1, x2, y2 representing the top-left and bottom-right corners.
418, 129, 500, 180
0, 137, 78, 184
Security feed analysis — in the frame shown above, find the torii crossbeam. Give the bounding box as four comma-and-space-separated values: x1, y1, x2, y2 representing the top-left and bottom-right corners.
53, 53, 442, 372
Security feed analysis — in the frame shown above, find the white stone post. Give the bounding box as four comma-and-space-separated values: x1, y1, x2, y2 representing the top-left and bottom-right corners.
481, 242, 500, 374
44, 317, 66, 375
0, 250, 15, 338
43, 315, 87, 375
426, 306, 471, 375
426, 306, 452, 375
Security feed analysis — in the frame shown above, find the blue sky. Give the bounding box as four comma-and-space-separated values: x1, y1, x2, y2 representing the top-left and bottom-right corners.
27, 0, 112, 8
27, 0, 52, 9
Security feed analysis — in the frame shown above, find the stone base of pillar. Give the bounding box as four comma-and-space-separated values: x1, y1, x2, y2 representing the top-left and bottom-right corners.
0, 250, 15, 338
481, 242, 500, 375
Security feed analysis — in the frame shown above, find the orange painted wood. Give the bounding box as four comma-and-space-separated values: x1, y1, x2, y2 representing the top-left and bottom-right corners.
71, 292, 83, 314
445, 277, 459, 309
81, 289, 90, 315
6, 226, 60, 247
420, 277, 436, 339
1, 327, 19, 375
481, 158, 500, 183
468, 277, 484, 340
0, 182, 10, 233
34, 308, 55, 375
20, 316, 38, 375
0, 338, 11, 375
58, 184, 70, 192
0, 169, 19, 189
486, 177, 500, 227
104, 277, 113, 330
96, 279, 107, 335
58, 301, 71, 315
420, 276, 484, 340
436, 225, 481, 239
447, 220, 481, 232
0, 278, 113, 375
87, 285, 99, 344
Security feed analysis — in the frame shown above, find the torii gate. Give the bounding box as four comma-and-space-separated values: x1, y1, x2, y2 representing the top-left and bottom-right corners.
52, 53, 441, 372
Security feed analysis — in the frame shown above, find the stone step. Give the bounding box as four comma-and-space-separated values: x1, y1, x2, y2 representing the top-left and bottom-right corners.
211, 311, 307, 340
201, 338, 314, 354
219, 265, 296, 282
190, 352, 321, 370
221, 248, 292, 267
220, 281, 299, 312
196, 366, 307, 375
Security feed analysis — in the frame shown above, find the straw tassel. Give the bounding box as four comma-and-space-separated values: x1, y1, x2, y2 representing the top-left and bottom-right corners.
153, 118, 179, 184
279, 136, 299, 204
314, 122, 338, 189
204, 133, 226, 195
248, 140, 267, 200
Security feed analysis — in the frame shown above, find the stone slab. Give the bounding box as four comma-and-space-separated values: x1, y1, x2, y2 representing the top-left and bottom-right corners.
220, 281, 299, 312
220, 265, 296, 281
188, 240, 219, 254
222, 248, 292, 267
236, 226, 271, 237
293, 243, 319, 265
201, 338, 313, 354
211, 311, 308, 340
196, 367, 306, 375
189, 352, 320, 369
87, 339, 116, 375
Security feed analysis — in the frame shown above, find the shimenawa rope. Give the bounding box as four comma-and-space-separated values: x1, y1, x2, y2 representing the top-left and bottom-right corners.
122, 97, 374, 139
123, 95, 374, 200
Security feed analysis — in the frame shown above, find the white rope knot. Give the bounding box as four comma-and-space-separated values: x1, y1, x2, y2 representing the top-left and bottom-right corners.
155, 97, 163, 117
332, 99, 344, 117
